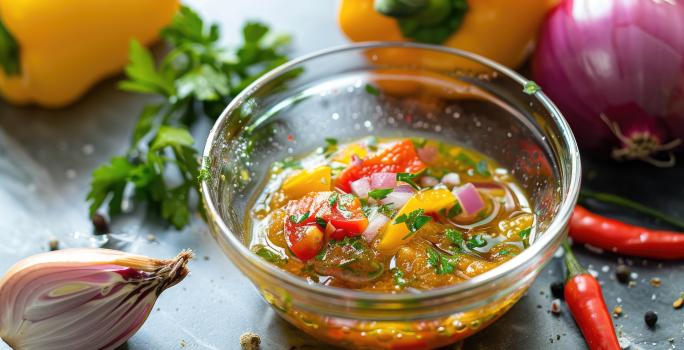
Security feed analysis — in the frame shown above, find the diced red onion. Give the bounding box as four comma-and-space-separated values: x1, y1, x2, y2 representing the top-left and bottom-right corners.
419, 176, 439, 187
416, 146, 437, 163
362, 214, 389, 242
393, 184, 415, 193
350, 154, 362, 167
380, 191, 412, 208
453, 183, 485, 215
440, 173, 461, 187
350, 177, 371, 198
370, 172, 397, 189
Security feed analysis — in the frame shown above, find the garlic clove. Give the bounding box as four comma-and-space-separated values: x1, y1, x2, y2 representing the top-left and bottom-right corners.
0, 248, 192, 350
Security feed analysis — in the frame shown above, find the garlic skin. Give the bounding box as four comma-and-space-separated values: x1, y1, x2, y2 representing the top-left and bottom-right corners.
0, 248, 192, 350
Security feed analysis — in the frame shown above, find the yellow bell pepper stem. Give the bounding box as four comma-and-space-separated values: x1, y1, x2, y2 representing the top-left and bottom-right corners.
378, 188, 456, 253
0, 0, 179, 108
338, 0, 559, 70
282, 166, 332, 200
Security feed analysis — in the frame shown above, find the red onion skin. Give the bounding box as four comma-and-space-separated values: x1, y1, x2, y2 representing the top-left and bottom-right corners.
533, 0, 684, 159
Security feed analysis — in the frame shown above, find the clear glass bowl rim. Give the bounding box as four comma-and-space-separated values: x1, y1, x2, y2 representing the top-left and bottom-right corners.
200, 41, 581, 302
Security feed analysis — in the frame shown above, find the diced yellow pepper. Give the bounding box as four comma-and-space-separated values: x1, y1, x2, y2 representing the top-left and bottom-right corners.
378, 188, 457, 253
332, 144, 368, 164
282, 166, 332, 200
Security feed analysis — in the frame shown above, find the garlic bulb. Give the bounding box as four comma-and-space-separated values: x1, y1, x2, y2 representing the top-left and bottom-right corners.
0, 248, 192, 350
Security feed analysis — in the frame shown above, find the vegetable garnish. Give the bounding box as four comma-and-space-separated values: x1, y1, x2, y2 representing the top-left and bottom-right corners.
395, 209, 432, 239
254, 245, 288, 265
290, 211, 310, 224
396, 172, 421, 190
426, 247, 457, 275
368, 188, 393, 200
318, 138, 339, 155
445, 228, 464, 247
87, 5, 292, 229
0, 249, 192, 350
439, 202, 463, 218
364, 83, 380, 96
466, 234, 487, 250
522, 81, 541, 95
519, 227, 532, 248
274, 157, 303, 171
391, 268, 408, 288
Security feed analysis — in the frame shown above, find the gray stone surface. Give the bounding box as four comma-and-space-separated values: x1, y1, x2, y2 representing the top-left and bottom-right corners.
0, 1, 682, 349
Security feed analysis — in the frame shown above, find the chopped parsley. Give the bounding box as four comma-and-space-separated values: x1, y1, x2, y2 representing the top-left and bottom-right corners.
426, 247, 457, 275
377, 203, 397, 217
274, 157, 302, 170
440, 202, 462, 218
519, 227, 532, 248
466, 234, 487, 249
397, 172, 421, 190
289, 211, 310, 224
318, 138, 338, 155
315, 216, 327, 227
364, 83, 380, 96
328, 192, 339, 206
368, 188, 393, 200
523, 81, 541, 95
254, 246, 288, 265
315, 244, 328, 261
411, 137, 427, 149
395, 209, 432, 239
475, 160, 491, 177
498, 248, 517, 256
445, 228, 464, 246
392, 268, 408, 288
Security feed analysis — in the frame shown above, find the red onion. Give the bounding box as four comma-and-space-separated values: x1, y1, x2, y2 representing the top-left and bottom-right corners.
350, 177, 371, 198
416, 146, 438, 163
370, 172, 397, 189
419, 176, 439, 187
380, 191, 412, 208
453, 183, 485, 215
362, 214, 390, 242
440, 172, 461, 187
392, 184, 415, 193
350, 154, 363, 167
533, 0, 684, 166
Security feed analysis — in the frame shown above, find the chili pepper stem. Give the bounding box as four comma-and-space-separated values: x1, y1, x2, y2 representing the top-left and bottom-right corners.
561, 240, 586, 279
580, 189, 684, 230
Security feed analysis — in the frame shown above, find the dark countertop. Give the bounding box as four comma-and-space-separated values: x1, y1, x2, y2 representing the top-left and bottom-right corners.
0, 1, 682, 349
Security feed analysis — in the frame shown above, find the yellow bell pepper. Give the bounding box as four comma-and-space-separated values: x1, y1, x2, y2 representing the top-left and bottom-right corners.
332, 143, 368, 164
282, 166, 332, 200
338, 0, 558, 69
0, 0, 179, 108
378, 188, 457, 253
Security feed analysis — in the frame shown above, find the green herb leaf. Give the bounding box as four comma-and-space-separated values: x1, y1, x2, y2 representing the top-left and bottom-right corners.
392, 268, 408, 287
519, 227, 532, 248
377, 203, 397, 218
396, 209, 432, 239
523, 81, 541, 95
315, 243, 328, 261
365, 83, 380, 96
315, 217, 327, 227
475, 160, 491, 177
274, 157, 302, 170
445, 228, 464, 246
426, 247, 456, 275
318, 138, 339, 155
254, 245, 288, 265
397, 172, 421, 190
466, 234, 487, 250
289, 211, 310, 224
87, 5, 292, 229
328, 192, 339, 207
447, 202, 462, 218
411, 137, 427, 149
368, 188, 393, 200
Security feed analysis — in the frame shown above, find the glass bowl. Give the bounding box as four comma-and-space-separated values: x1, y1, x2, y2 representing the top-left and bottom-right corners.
201, 42, 580, 349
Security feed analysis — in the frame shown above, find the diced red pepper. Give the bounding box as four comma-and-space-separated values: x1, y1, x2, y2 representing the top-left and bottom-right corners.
336, 139, 426, 192
284, 191, 368, 260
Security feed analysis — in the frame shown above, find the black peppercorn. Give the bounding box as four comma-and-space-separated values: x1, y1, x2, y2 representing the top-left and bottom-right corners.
550, 281, 564, 299
644, 311, 658, 328
615, 264, 631, 284
92, 213, 110, 235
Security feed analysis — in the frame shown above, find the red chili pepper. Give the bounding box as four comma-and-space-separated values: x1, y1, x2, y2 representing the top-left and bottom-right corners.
570, 205, 684, 260
562, 241, 620, 350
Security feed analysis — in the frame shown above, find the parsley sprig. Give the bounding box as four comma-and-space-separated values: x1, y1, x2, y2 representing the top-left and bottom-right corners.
87, 6, 291, 229
395, 209, 432, 239
426, 247, 458, 275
